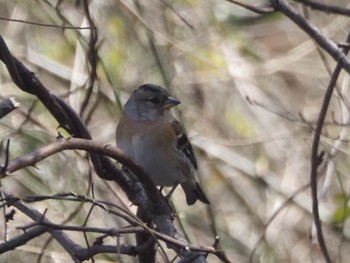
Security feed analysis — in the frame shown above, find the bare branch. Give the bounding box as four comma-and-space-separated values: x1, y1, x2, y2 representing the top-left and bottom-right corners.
270, 0, 350, 74
4, 138, 224, 261
296, 0, 350, 17
0, 225, 48, 254
79, 0, 99, 116
308, 30, 350, 263
0, 16, 93, 29
225, 0, 274, 14
3, 192, 84, 261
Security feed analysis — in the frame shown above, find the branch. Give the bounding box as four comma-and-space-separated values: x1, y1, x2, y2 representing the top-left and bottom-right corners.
5, 136, 171, 214
0, 16, 93, 29
5, 136, 168, 215
2, 192, 84, 261
0, 192, 137, 260
1, 191, 228, 262
79, 0, 99, 116
270, 0, 350, 74
0, 34, 209, 261
225, 0, 274, 14
0, 33, 172, 218
0, 225, 47, 253
308, 29, 350, 263
296, 0, 350, 17
4, 138, 223, 261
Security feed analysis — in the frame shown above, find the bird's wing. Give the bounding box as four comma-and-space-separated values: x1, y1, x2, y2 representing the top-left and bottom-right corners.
172, 120, 198, 169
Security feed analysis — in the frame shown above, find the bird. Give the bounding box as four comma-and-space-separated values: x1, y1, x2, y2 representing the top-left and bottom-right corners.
116, 84, 210, 205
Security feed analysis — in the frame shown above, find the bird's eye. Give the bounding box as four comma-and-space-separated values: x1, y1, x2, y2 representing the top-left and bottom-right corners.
148, 96, 161, 104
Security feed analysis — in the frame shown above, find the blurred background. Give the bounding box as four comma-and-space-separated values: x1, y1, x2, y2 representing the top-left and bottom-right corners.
1, 0, 350, 262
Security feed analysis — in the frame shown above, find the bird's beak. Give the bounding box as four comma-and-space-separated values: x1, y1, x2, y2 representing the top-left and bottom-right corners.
163, 96, 181, 109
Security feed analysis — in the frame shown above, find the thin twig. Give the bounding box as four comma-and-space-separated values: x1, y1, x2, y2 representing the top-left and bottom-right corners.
0, 16, 93, 29
270, 0, 350, 74
308, 31, 350, 263
296, 0, 350, 17
79, 0, 99, 116
225, 0, 274, 14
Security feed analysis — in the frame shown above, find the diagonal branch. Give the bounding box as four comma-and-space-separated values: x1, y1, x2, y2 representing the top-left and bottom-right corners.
295, 0, 350, 17
270, 0, 350, 74
225, 0, 274, 14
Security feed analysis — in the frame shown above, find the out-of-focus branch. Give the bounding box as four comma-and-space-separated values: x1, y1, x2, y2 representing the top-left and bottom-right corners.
270, 0, 350, 74
0, 16, 93, 29
225, 0, 274, 14
296, 0, 350, 17
249, 183, 310, 262
226, 0, 350, 73
79, 0, 99, 116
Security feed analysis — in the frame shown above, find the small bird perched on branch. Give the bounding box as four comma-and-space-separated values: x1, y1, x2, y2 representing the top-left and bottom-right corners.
116, 84, 210, 205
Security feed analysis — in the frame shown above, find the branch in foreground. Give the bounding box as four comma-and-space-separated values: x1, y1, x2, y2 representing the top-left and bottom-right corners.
0, 225, 47, 254
2, 192, 84, 261
4, 138, 230, 262
5, 136, 174, 214
0, 192, 137, 260
0, 190, 227, 261
20, 217, 224, 257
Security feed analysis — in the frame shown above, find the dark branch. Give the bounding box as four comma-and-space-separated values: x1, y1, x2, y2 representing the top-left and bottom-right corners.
308, 30, 350, 263
3, 192, 84, 261
79, 0, 99, 116
0, 16, 93, 29
296, 0, 350, 17
225, 0, 274, 14
270, 0, 350, 74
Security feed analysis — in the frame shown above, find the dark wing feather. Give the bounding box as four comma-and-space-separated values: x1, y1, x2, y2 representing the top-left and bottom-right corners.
172, 120, 198, 169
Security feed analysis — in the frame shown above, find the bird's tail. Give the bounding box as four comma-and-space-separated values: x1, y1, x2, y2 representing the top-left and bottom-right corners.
181, 181, 210, 205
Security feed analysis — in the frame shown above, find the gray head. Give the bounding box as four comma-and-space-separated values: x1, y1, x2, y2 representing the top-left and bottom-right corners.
124, 84, 180, 121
